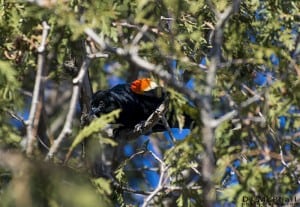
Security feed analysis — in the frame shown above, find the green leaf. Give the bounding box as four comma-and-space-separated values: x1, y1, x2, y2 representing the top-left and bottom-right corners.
69, 109, 120, 153
92, 177, 112, 195
115, 167, 125, 183
99, 137, 118, 147
176, 194, 184, 207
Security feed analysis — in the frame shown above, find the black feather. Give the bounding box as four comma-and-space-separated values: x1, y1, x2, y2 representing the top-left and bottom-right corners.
91, 83, 165, 128
90, 82, 194, 133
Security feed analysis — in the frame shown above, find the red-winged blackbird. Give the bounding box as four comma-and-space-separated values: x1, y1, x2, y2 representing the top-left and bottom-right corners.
90, 78, 192, 132
89, 78, 194, 177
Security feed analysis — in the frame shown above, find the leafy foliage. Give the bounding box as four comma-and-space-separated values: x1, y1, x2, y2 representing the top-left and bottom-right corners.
0, 0, 300, 206
67, 109, 120, 156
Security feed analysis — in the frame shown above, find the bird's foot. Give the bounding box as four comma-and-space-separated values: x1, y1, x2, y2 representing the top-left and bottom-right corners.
134, 121, 146, 133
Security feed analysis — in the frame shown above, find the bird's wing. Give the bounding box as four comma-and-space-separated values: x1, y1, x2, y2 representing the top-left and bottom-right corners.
130, 78, 164, 98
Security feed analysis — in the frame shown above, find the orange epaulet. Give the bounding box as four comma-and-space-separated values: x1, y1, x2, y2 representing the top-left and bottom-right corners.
130, 78, 158, 94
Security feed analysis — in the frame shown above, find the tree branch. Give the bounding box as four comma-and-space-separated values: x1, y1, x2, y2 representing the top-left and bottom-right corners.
142, 150, 168, 207
211, 91, 265, 127
200, 1, 240, 206
45, 57, 91, 161
26, 21, 50, 156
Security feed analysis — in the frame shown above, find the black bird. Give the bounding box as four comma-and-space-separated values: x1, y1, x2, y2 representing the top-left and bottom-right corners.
90, 78, 193, 133
89, 78, 194, 176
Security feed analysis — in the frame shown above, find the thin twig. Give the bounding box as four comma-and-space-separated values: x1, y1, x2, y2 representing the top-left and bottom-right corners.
160, 115, 176, 143
142, 150, 167, 207
282, 131, 300, 144
211, 92, 264, 127
124, 167, 160, 172
190, 165, 202, 177
87, 52, 109, 58
241, 84, 264, 101
112, 21, 163, 35
126, 150, 146, 164
279, 145, 300, 184
164, 185, 202, 191
8, 108, 51, 152
26, 21, 50, 156
117, 185, 152, 195
120, 184, 202, 196
147, 150, 164, 166
160, 16, 175, 21
45, 57, 91, 161
6, 110, 26, 127
38, 136, 50, 151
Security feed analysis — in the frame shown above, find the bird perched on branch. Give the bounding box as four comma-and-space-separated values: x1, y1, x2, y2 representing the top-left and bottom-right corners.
90, 78, 193, 135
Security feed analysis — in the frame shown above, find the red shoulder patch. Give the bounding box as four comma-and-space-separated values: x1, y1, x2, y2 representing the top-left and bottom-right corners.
130, 78, 158, 94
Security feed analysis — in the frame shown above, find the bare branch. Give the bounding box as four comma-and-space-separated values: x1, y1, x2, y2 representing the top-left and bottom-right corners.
164, 185, 202, 192
26, 21, 50, 156
87, 52, 109, 58
142, 150, 168, 207
212, 91, 265, 127
241, 84, 265, 101
282, 131, 300, 147
116, 182, 202, 197
37, 22, 50, 52
7, 110, 26, 127
160, 16, 175, 21
112, 21, 163, 36
279, 145, 288, 167
279, 145, 300, 184
132, 24, 149, 46
116, 185, 151, 196
45, 57, 91, 161
160, 115, 176, 143
200, 1, 240, 206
